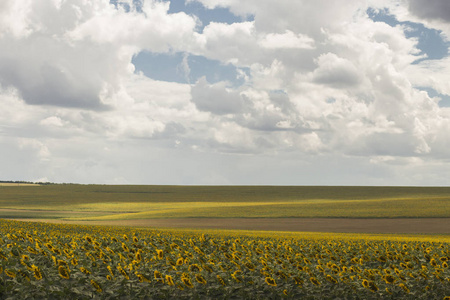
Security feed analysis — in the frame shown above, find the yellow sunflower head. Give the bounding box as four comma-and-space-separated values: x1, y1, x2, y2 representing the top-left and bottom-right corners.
58, 266, 70, 279
265, 277, 277, 286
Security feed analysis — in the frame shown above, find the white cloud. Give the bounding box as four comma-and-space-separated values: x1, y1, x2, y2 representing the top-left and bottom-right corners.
191, 77, 243, 115
311, 53, 362, 87
405, 57, 450, 96
18, 138, 51, 160
1, 0, 450, 185
194, 21, 259, 66
258, 30, 315, 49
407, 0, 450, 23
386, 0, 450, 40
0, 0, 198, 110
40, 116, 64, 127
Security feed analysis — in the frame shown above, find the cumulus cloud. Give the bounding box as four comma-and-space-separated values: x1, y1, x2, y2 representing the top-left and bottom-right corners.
1, 0, 450, 184
258, 30, 315, 49
407, 0, 450, 23
191, 77, 243, 115
0, 0, 198, 109
387, 0, 450, 40
311, 53, 362, 87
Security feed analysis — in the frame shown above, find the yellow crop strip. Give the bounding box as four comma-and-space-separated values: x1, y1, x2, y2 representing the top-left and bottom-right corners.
0, 219, 448, 299
1, 185, 450, 220
63, 198, 450, 220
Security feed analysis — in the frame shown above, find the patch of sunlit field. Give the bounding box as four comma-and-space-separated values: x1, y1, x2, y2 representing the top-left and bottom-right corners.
0, 185, 449, 220
0, 183, 40, 187
0, 219, 448, 299
67, 198, 450, 220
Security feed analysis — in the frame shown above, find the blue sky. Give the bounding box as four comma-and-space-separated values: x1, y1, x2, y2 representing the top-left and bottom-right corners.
368, 7, 450, 106
132, 0, 251, 86
1, 0, 450, 185
132, 3, 450, 105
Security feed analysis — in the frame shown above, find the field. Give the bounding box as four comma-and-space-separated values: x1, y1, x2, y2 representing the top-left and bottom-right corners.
1, 185, 449, 234
0, 219, 448, 299
0, 183, 41, 187
1, 185, 450, 220
0, 185, 449, 298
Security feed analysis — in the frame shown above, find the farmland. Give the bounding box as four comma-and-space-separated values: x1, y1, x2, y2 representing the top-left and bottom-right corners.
0, 185, 450, 222
0, 220, 450, 299
0, 219, 449, 299
0, 185, 449, 298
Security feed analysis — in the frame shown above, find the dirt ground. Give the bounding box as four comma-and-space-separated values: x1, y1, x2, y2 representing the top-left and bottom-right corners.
11, 218, 450, 234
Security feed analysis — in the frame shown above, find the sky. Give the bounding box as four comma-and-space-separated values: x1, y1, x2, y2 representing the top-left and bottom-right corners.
1, 0, 450, 186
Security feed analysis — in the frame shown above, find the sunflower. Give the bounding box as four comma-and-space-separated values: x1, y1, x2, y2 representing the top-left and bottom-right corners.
398, 283, 410, 293
194, 246, 205, 256
135, 251, 142, 262
217, 275, 226, 286
293, 276, 303, 286
181, 276, 194, 288
231, 270, 242, 283
118, 266, 129, 280
362, 279, 378, 292
189, 264, 202, 272
32, 265, 42, 280
326, 275, 338, 284
165, 275, 175, 286
195, 274, 207, 285
58, 260, 67, 266
244, 262, 256, 271
154, 270, 164, 282
133, 236, 139, 243
107, 265, 114, 276
121, 243, 129, 252
176, 257, 184, 266
45, 243, 53, 251
310, 277, 320, 286
383, 274, 396, 284
80, 267, 91, 275
265, 277, 277, 286
378, 256, 387, 262
430, 258, 437, 267
362, 279, 369, 288
58, 266, 70, 279
90, 279, 102, 293
156, 249, 163, 259
203, 264, 213, 273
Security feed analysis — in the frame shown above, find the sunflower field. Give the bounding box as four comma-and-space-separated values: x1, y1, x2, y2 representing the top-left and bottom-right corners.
0, 219, 448, 299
